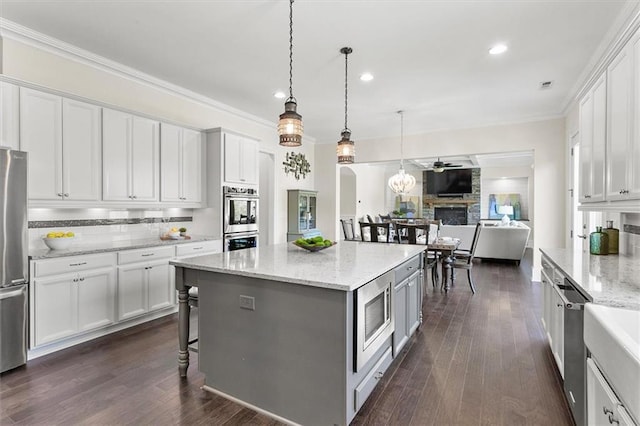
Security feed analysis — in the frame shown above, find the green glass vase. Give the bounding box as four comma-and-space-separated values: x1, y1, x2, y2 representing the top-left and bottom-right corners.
590, 226, 609, 255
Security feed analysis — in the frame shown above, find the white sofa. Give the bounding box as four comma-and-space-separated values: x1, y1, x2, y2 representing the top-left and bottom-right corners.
440, 221, 531, 264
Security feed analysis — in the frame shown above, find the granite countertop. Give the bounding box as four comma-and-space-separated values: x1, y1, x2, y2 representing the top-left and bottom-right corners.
30, 235, 220, 260
170, 241, 426, 292
540, 248, 640, 311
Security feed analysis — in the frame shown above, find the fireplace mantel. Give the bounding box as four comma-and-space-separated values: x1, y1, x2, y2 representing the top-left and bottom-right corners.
423, 198, 477, 207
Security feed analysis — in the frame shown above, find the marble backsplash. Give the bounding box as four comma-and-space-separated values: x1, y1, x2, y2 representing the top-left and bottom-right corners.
28, 208, 194, 251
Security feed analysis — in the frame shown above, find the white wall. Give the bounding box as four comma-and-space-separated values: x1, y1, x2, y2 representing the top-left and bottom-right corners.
1, 36, 314, 244
318, 118, 566, 279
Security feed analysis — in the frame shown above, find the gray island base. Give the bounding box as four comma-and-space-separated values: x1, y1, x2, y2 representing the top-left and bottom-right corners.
171, 241, 426, 425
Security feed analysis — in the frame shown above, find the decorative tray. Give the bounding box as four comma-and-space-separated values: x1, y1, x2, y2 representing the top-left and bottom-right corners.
292, 241, 337, 252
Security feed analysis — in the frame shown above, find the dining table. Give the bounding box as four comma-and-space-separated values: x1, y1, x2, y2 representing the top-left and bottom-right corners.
427, 237, 461, 292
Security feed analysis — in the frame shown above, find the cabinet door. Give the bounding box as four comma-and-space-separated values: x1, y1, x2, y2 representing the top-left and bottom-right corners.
20, 88, 63, 200
103, 108, 131, 201
147, 261, 173, 311
77, 267, 115, 332
131, 116, 159, 201
34, 274, 78, 346
0, 81, 20, 150
224, 133, 243, 184
629, 32, 640, 200
240, 137, 258, 185
550, 285, 564, 377
607, 47, 632, 201
407, 271, 421, 336
587, 358, 622, 426
160, 123, 182, 202
393, 280, 409, 356
591, 75, 607, 202
579, 91, 594, 203
62, 98, 102, 201
181, 129, 202, 202
117, 264, 147, 320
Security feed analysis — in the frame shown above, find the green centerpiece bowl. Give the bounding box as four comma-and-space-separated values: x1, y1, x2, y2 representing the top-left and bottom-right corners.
292, 241, 337, 252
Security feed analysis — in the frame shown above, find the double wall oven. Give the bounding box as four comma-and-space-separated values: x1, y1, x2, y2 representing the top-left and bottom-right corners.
223, 186, 259, 251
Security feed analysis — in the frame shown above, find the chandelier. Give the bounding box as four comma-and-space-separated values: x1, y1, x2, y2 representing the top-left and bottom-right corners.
337, 47, 355, 164
387, 111, 416, 195
278, 0, 303, 146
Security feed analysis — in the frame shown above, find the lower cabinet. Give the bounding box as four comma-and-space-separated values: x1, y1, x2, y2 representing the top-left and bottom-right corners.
587, 358, 635, 426
541, 255, 564, 378
33, 266, 115, 346
393, 256, 423, 356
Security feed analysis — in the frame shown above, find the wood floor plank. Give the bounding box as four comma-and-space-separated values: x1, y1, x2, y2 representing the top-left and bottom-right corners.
0, 249, 573, 425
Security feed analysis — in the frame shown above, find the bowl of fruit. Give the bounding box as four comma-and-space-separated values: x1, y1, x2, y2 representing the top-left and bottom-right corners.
293, 236, 336, 252
43, 231, 75, 250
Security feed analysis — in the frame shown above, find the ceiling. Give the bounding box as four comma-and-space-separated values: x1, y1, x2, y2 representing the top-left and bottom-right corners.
366, 150, 534, 171
0, 1, 632, 143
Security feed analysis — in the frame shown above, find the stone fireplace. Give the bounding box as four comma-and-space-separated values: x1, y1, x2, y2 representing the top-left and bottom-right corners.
434, 207, 468, 225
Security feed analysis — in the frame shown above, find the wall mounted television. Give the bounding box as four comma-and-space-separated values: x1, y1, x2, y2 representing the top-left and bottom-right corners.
425, 168, 473, 196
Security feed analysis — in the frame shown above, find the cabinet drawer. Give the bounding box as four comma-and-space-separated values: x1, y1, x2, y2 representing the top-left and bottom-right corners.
394, 256, 421, 284
34, 253, 115, 277
175, 240, 222, 258
354, 347, 393, 412
118, 246, 174, 265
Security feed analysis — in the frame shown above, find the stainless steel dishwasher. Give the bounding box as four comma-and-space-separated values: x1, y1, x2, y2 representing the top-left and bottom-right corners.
552, 277, 589, 426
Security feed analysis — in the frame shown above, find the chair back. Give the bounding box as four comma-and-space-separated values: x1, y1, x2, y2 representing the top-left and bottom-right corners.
340, 219, 356, 240
366, 214, 375, 223
468, 222, 483, 260
379, 213, 392, 222
395, 222, 429, 245
359, 222, 391, 243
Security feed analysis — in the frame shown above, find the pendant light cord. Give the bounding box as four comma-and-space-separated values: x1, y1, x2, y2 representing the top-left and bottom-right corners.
288, 0, 294, 102
344, 50, 349, 131
399, 111, 404, 168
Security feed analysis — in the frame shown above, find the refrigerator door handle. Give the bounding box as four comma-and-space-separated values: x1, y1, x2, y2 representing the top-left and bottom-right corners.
0, 288, 26, 300
11, 278, 27, 285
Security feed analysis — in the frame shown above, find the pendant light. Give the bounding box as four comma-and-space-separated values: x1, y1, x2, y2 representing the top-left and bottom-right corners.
387, 111, 416, 195
337, 47, 355, 164
278, 0, 303, 147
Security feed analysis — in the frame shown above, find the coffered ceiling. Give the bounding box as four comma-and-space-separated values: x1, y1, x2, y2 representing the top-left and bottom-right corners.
0, 1, 634, 143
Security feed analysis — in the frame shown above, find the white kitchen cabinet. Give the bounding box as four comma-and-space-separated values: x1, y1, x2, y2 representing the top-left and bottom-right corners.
103, 108, 159, 202
33, 266, 115, 347
606, 29, 640, 201
160, 123, 202, 203
0, 81, 20, 150
20, 88, 101, 202
117, 246, 174, 321
541, 255, 564, 378
587, 358, 635, 426
224, 132, 258, 185
579, 73, 607, 203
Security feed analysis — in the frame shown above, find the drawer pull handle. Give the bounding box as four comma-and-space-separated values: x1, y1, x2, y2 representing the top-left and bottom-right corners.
69, 262, 87, 267
603, 407, 613, 416
608, 413, 619, 425
192, 247, 203, 250
141, 253, 155, 257
374, 371, 384, 380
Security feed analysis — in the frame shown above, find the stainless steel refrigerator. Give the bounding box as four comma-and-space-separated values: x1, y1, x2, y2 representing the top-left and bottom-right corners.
0, 148, 29, 373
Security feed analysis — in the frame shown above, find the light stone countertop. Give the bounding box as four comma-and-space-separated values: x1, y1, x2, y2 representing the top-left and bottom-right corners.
170, 241, 426, 292
29, 235, 220, 260
540, 248, 640, 311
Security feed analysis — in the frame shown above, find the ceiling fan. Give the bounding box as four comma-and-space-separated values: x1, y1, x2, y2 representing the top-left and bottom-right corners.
427, 158, 464, 173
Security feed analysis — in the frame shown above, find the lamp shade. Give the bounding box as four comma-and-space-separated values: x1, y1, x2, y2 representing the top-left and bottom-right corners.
337, 130, 355, 164
497, 205, 514, 216
387, 167, 416, 195
278, 100, 303, 146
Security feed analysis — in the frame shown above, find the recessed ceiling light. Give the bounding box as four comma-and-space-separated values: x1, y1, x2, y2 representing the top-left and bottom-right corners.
360, 73, 374, 82
489, 44, 508, 55
273, 91, 286, 99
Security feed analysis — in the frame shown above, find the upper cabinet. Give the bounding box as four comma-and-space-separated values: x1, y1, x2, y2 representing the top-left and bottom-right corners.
0, 81, 20, 150
606, 30, 640, 201
103, 108, 160, 202
579, 74, 607, 203
160, 123, 203, 204
579, 27, 640, 205
224, 132, 258, 185
20, 88, 101, 202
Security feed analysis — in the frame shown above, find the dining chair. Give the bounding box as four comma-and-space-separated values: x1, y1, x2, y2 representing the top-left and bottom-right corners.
359, 222, 391, 243
366, 214, 375, 223
340, 218, 357, 240
451, 222, 483, 294
394, 222, 439, 286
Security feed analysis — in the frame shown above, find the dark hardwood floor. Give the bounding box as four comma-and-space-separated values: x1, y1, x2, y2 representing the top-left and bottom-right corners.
0, 249, 573, 425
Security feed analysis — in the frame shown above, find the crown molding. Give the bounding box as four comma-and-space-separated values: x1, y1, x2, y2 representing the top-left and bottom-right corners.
0, 18, 277, 131
562, 1, 640, 114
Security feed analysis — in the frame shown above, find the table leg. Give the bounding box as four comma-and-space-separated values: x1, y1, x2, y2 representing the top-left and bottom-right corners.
442, 251, 454, 292
176, 267, 191, 377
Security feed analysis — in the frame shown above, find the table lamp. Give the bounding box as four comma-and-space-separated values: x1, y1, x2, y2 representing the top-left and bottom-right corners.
498, 205, 514, 224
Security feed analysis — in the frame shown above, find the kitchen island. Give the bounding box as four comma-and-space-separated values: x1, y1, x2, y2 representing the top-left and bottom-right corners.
170, 241, 426, 426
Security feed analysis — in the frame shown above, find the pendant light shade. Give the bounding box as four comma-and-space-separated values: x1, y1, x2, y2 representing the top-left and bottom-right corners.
278, 0, 303, 147
337, 47, 355, 164
388, 111, 416, 195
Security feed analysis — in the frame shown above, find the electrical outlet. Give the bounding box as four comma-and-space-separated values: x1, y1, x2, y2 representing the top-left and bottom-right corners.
239, 295, 255, 311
